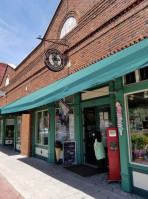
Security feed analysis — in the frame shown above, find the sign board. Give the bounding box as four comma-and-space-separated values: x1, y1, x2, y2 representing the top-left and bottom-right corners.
63, 141, 76, 164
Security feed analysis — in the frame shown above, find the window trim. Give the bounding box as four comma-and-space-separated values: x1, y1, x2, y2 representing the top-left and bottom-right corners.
124, 89, 148, 168
60, 16, 77, 39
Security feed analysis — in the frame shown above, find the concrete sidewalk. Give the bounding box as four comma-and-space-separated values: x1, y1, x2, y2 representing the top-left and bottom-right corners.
0, 146, 143, 199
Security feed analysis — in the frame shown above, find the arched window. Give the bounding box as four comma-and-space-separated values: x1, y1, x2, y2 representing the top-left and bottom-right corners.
5, 77, 9, 86
60, 17, 77, 39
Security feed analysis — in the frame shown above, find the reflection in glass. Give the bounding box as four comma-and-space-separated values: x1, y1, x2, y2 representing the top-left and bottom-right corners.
127, 91, 148, 165
55, 108, 74, 143
17, 116, 22, 142
36, 110, 49, 145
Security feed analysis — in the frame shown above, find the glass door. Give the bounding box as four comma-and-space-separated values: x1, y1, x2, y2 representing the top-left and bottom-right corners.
5, 119, 14, 146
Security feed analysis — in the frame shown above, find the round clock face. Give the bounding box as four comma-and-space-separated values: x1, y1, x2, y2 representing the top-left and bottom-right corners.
44, 49, 64, 72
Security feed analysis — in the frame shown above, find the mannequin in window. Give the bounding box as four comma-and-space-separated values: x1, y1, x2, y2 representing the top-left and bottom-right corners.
94, 132, 107, 173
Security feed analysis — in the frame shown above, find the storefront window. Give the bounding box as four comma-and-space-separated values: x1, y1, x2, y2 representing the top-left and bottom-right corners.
0, 120, 3, 142
55, 108, 74, 142
16, 116, 22, 142
127, 91, 148, 165
36, 110, 49, 145
139, 66, 148, 81
5, 119, 14, 139
124, 71, 136, 85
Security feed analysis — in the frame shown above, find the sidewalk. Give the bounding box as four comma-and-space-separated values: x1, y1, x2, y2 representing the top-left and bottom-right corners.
0, 146, 143, 199
0, 173, 23, 199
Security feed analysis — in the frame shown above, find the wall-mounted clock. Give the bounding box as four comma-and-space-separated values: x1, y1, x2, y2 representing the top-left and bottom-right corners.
44, 49, 65, 72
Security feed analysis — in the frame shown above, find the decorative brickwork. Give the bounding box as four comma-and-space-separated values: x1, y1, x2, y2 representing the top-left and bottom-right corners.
0, 0, 147, 107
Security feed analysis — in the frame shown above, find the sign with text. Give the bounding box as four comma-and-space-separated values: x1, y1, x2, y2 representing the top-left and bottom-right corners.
63, 141, 76, 164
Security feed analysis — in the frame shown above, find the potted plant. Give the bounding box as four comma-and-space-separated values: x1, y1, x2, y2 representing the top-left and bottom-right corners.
131, 134, 147, 160
55, 141, 62, 164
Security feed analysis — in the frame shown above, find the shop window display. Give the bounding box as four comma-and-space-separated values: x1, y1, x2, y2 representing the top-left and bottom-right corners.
5, 119, 14, 139
16, 116, 22, 142
55, 108, 74, 143
127, 91, 148, 165
36, 110, 49, 145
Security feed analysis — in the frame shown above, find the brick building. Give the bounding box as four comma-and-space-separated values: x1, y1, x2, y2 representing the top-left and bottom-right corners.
0, 0, 148, 198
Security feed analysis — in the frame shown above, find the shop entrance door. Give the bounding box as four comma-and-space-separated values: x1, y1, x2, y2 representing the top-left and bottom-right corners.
5, 119, 15, 146
84, 106, 111, 165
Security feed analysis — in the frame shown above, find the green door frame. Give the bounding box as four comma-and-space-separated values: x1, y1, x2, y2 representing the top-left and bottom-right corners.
3, 116, 17, 150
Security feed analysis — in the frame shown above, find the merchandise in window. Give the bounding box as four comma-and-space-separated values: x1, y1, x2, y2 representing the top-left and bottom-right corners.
55, 108, 74, 143
17, 116, 22, 142
0, 120, 3, 142
36, 110, 49, 145
127, 91, 148, 165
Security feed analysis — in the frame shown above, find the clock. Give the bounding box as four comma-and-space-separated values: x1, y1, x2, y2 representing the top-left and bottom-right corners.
44, 49, 65, 72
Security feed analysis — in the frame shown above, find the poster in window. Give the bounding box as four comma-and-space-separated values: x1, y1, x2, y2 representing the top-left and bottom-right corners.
63, 141, 76, 164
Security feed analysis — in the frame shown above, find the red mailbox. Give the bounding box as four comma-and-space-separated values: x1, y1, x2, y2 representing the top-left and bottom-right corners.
106, 127, 121, 181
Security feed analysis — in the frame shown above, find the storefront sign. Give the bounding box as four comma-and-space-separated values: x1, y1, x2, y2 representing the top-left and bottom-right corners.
63, 141, 76, 164
116, 102, 123, 135
44, 49, 65, 72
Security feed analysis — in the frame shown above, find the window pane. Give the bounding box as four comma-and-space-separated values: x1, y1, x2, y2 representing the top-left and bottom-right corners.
0, 120, 3, 142
43, 111, 49, 145
140, 66, 148, 81
65, 95, 74, 103
36, 111, 49, 145
17, 116, 22, 142
124, 71, 136, 85
36, 112, 42, 145
127, 91, 148, 165
5, 119, 14, 139
55, 108, 74, 143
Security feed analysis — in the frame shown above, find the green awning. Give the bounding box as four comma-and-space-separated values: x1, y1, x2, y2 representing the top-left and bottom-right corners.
1, 39, 148, 114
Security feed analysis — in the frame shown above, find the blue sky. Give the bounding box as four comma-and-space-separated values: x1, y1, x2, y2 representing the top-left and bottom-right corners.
0, 0, 60, 65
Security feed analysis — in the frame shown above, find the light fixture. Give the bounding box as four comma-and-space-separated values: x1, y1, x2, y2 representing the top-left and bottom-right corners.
67, 61, 71, 68
144, 91, 148, 98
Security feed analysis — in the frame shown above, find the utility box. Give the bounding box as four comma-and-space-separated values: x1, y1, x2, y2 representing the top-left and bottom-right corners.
106, 127, 121, 181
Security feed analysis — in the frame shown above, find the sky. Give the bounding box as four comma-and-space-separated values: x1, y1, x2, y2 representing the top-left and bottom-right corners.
0, 0, 60, 66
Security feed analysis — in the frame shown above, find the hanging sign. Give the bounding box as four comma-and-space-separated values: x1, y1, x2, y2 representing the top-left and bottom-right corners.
44, 49, 65, 72
116, 102, 123, 135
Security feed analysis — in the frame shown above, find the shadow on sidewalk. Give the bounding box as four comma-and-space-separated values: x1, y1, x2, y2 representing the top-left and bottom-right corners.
0, 145, 19, 156
17, 156, 133, 199
0, 146, 142, 199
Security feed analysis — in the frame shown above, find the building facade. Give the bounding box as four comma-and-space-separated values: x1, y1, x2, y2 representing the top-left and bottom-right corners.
0, 0, 148, 198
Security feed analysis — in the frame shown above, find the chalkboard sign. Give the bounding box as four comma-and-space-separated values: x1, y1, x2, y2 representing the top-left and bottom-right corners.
63, 141, 76, 164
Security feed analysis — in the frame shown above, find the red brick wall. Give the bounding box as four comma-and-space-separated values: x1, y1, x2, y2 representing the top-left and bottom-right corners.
0, 0, 148, 107
21, 114, 32, 156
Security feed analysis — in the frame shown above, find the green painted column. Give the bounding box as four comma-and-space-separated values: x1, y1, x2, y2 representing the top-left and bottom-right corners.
14, 116, 17, 150
109, 81, 116, 127
74, 93, 83, 163
115, 89, 132, 193
48, 103, 55, 163
2, 118, 5, 146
